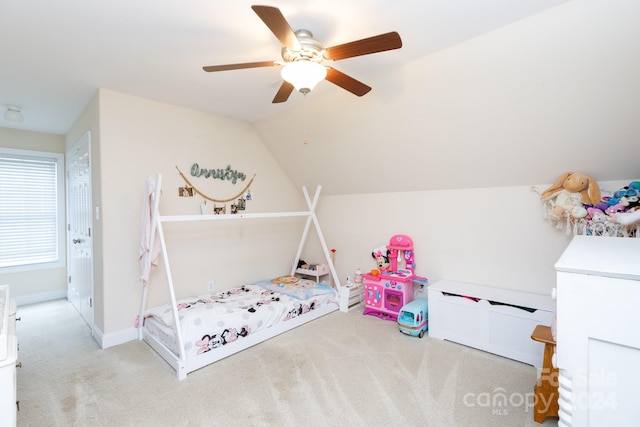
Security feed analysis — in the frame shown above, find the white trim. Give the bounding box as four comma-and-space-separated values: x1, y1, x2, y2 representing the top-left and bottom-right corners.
95, 326, 138, 349
159, 211, 310, 222
65, 131, 95, 329
13, 289, 67, 307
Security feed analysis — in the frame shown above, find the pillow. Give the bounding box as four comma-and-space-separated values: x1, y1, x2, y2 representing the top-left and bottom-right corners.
258, 276, 334, 300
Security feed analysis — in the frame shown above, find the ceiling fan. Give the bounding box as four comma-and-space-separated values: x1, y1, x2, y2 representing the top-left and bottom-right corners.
202, 5, 402, 103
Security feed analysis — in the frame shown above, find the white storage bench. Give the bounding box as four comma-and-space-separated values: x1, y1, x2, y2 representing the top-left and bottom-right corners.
428, 280, 555, 368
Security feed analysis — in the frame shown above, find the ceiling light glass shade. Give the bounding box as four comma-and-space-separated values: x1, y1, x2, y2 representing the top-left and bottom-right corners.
281, 61, 327, 93
4, 106, 24, 123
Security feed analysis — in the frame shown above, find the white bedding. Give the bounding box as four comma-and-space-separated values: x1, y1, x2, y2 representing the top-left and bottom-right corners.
144, 277, 338, 359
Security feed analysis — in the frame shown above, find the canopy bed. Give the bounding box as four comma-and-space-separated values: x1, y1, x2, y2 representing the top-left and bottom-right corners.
137, 174, 342, 380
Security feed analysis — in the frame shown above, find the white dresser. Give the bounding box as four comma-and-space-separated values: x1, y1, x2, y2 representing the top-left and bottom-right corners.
555, 236, 640, 427
0, 285, 18, 427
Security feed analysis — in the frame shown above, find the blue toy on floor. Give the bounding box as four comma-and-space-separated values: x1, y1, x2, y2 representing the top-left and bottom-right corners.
397, 297, 429, 338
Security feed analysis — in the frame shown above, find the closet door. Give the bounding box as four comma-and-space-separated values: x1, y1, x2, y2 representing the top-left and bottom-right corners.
66, 132, 94, 328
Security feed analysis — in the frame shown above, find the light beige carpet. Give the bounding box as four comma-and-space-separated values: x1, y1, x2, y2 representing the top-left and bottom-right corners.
15, 299, 558, 427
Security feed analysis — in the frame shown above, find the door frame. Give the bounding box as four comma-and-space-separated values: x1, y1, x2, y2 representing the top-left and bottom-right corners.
65, 130, 95, 330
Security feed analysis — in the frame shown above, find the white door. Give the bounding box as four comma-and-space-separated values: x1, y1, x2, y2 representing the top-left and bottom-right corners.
66, 132, 94, 328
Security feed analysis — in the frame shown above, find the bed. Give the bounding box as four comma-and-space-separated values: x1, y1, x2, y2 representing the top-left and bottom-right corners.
137, 174, 342, 380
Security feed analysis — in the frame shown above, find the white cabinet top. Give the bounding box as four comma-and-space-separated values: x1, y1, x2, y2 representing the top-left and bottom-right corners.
555, 235, 640, 280
429, 280, 556, 311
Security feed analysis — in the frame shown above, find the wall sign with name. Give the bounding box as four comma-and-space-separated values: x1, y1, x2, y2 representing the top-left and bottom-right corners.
190, 163, 246, 185
175, 165, 255, 211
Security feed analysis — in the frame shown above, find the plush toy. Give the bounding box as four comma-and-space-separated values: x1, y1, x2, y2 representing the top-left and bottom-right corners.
623, 196, 640, 212
297, 259, 319, 270
614, 182, 639, 210
591, 181, 639, 216
371, 245, 391, 272
604, 181, 640, 226
541, 172, 601, 220
605, 203, 626, 216
609, 209, 640, 226
587, 207, 607, 223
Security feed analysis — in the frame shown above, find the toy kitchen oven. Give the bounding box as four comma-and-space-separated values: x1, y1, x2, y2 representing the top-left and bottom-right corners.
363, 234, 425, 321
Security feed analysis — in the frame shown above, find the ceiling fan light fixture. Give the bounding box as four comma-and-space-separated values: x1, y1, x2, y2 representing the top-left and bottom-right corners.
4, 105, 24, 124
281, 61, 327, 94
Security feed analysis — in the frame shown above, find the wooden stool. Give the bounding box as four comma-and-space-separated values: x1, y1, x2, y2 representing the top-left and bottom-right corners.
530, 325, 559, 423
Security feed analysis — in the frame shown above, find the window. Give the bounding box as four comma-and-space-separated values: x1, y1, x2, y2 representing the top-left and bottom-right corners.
0, 147, 65, 272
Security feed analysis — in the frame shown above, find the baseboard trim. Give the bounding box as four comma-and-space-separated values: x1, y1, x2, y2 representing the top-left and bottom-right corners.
14, 289, 67, 306
14, 290, 138, 350
94, 326, 138, 349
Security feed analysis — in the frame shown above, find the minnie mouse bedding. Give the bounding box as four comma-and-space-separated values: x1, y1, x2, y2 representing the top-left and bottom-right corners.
143, 276, 338, 360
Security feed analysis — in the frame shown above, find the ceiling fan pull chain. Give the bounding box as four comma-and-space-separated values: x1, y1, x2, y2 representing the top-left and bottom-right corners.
303, 93, 310, 145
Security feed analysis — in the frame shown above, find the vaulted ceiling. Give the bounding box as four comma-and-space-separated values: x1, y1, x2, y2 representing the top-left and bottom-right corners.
1, 0, 569, 135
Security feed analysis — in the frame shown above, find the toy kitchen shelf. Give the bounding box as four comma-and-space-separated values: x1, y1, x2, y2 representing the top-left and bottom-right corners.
295, 264, 330, 283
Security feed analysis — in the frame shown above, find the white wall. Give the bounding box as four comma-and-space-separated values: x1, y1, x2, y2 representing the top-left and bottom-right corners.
254, 0, 640, 195
305, 180, 636, 298
89, 89, 303, 335
250, 0, 640, 298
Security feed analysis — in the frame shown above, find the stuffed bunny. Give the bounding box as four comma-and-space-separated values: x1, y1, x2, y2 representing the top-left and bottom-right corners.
541, 172, 601, 220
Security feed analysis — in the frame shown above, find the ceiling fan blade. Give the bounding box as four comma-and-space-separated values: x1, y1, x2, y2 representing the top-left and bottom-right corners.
272, 81, 294, 103
324, 31, 402, 61
325, 67, 371, 97
251, 5, 301, 51
203, 61, 278, 72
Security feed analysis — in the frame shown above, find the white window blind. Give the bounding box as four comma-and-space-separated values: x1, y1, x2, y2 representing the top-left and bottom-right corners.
0, 149, 64, 270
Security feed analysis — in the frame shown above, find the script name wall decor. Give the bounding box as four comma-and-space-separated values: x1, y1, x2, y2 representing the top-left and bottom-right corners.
190, 163, 247, 185
175, 166, 256, 205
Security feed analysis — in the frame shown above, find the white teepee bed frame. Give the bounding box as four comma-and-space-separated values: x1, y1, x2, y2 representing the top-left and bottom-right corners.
138, 174, 342, 380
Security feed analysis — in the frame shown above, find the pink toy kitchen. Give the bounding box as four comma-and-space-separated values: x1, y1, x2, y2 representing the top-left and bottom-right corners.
363, 234, 428, 321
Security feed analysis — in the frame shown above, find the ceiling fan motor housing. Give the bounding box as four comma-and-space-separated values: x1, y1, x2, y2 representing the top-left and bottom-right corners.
281, 30, 325, 63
